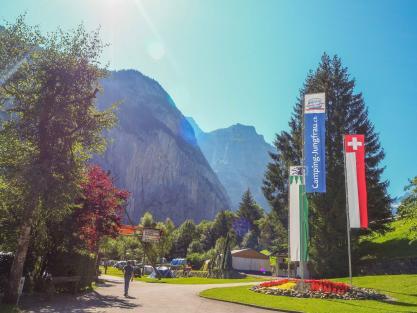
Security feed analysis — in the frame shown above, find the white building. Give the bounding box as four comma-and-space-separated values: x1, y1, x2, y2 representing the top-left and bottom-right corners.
231, 248, 270, 272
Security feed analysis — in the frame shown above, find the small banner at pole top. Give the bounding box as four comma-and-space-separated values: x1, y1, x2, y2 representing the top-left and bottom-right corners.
304, 93, 326, 193
344, 134, 368, 228
289, 166, 309, 262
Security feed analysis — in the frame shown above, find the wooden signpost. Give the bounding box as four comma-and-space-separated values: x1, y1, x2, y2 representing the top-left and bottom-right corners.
142, 228, 162, 243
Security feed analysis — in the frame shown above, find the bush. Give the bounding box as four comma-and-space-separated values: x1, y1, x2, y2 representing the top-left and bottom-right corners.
45, 251, 96, 292
0, 252, 13, 293
173, 270, 209, 278
208, 268, 245, 279
187, 249, 216, 269
186, 253, 206, 269
0, 252, 13, 275
187, 240, 204, 254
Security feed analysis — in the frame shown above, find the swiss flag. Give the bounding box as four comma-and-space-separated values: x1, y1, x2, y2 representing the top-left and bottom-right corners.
344, 135, 368, 228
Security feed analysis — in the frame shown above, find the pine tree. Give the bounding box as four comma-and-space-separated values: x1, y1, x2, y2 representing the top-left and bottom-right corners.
263, 53, 392, 277
221, 233, 233, 272
236, 189, 263, 235
241, 230, 259, 249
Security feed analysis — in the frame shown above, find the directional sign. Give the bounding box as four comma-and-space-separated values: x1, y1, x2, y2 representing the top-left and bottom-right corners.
142, 228, 161, 243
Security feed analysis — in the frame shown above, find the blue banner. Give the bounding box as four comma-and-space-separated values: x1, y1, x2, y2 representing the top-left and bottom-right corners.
304, 112, 326, 193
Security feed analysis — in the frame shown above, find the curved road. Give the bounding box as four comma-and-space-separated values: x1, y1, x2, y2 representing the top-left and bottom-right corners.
22, 275, 281, 313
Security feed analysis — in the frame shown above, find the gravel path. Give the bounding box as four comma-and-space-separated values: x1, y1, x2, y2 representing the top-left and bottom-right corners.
21, 275, 281, 313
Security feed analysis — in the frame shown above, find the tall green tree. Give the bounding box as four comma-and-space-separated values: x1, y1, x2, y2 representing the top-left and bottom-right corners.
170, 220, 197, 258
235, 189, 263, 241
263, 53, 392, 277
212, 210, 235, 240
155, 218, 175, 258
197, 220, 215, 251
258, 211, 287, 252
0, 18, 114, 303
137, 211, 164, 278
140, 212, 155, 228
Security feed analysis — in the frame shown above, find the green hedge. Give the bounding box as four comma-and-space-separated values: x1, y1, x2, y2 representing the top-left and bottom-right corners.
173, 270, 209, 278
46, 251, 96, 291
0, 253, 13, 293
208, 268, 245, 279
187, 250, 216, 270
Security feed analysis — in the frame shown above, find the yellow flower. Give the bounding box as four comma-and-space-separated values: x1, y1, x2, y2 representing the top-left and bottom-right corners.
271, 282, 296, 290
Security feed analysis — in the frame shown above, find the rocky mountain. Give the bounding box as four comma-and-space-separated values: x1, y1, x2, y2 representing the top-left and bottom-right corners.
187, 118, 274, 210
95, 70, 231, 224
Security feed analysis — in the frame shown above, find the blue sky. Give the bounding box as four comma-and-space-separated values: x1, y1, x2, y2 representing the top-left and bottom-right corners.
1, 0, 416, 198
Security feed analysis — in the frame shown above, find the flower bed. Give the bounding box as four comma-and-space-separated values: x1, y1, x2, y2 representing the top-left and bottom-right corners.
253, 278, 387, 300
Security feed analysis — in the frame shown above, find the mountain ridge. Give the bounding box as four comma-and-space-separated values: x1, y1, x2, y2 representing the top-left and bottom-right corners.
94, 69, 231, 224
187, 117, 273, 210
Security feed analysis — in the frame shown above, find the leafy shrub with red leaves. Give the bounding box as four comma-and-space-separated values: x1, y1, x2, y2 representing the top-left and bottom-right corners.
75, 165, 129, 252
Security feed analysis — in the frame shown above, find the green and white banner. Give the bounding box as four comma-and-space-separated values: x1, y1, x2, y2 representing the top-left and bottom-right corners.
289, 166, 309, 262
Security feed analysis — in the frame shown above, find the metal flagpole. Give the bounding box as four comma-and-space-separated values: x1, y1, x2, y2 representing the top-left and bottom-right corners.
343, 137, 353, 286
287, 174, 291, 279
300, 98, 306, 284
300, 178, 305, 284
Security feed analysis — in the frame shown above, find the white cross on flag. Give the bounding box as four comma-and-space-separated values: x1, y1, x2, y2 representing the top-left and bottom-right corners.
344, 134, 368, 228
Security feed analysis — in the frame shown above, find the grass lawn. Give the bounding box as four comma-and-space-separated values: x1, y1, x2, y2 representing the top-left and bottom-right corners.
360, 219, 417, 260
200, 274, 417, 313
100, 266, 267, 284
0, 304, 20, 313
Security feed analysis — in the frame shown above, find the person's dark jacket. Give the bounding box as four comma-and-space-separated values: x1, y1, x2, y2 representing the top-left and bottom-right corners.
123, 264, 134, 280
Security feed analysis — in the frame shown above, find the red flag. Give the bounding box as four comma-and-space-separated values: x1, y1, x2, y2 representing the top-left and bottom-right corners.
344, 135, 368, 228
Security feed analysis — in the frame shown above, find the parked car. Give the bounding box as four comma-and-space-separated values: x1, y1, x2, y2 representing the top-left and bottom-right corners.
133, 265, 142, 277
143, 265, 153, 275
108, 260, 117, 267
114, 261, 127, 269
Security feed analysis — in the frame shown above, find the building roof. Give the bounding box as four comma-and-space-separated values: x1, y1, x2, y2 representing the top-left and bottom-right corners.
119, 225, 142, 236
231, 248, 269, 260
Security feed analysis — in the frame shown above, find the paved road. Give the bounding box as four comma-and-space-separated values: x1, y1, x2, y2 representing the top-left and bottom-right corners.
21, 275, 280, 313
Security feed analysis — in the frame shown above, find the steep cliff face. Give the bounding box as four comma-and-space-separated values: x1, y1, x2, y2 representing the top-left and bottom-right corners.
188, 118, 273, 210
95, 70, 231, 224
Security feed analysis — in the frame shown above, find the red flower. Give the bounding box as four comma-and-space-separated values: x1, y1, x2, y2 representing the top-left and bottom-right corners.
260, 279, 296, 288
258, 279, 350, 295
307, 279, 350, 294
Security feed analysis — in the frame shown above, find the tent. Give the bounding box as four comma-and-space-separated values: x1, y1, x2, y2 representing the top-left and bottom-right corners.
170, 258, 187, 267
231, 248, 271, 272
149, 266, 173, 278
143, 265, 154, 275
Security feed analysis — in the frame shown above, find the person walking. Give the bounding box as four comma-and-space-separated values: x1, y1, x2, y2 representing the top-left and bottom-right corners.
123, 261, 134, 297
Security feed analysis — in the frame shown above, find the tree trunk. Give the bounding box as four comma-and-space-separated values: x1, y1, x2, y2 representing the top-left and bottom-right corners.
94, 246, 100, 281
2, 217, 33, 304
142, 242, 161, 280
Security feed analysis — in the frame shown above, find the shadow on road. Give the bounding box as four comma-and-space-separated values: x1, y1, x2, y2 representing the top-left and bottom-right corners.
21, 289, 140, 312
